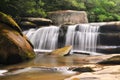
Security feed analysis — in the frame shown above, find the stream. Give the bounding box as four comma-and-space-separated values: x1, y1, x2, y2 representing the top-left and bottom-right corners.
0, 54, 96, 80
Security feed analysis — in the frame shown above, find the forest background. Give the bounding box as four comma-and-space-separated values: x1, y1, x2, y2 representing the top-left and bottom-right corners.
0, 0, 120, 22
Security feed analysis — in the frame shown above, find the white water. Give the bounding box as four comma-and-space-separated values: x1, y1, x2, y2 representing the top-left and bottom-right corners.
24, 26, 59, 50
24, 24, 101, 53
65, 24, 100, 52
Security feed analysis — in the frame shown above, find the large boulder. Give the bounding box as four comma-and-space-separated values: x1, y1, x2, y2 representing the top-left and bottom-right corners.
0, 12, 35, 65
48, 10, 88, 25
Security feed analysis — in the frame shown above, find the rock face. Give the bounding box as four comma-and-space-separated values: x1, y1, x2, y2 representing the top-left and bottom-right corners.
0, 12, 35, 65
58, 24, 68, 48
48, 10, 88, 25
97, 21, 120, 53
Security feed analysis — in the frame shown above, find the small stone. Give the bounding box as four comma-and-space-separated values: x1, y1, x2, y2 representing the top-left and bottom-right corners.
46, 46, 72, 56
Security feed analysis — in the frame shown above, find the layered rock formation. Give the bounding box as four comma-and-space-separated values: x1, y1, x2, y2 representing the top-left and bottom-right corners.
97, 22, 120, 53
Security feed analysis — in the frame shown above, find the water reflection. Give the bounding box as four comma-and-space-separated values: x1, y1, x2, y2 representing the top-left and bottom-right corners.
34, 54, 89, 66
0, 54, 93, 80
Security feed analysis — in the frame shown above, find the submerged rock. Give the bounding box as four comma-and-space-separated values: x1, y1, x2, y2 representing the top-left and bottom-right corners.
70, 67, 94, 73
47, 46, 72, 56
0, 12, 35, 65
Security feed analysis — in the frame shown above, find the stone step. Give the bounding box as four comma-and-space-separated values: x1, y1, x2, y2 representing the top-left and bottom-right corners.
98, 33, 120, 45
99, 24, 120, 33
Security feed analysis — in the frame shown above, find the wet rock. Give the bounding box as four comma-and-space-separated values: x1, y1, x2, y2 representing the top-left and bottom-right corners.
96, 46, 120, 54
99, 23, 120, 33
0, 12, 35, 65
20, 21, 37, 30
98, 33, 120, 46
98, 55, 120, 64
48, 10, 88, 25
70, 67, 94, 73
58, 25, 68, 48
21, 17, 53, 26
47, 46, 72, 56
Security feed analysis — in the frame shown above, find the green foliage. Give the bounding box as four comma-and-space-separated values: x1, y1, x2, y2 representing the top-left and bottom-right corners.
42, 0, 86, 11
98, 15, 107, 22
0, 0, 120, 22
83, 0, 120, 22
0, 0, 46, 17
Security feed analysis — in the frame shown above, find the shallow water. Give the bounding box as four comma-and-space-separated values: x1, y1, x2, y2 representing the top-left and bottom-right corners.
0, 54, 98, 80
0, 71, 71, 80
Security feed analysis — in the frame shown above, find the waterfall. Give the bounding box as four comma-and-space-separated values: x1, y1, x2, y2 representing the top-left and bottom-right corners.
65, 24, 100, 53
24, 26, 59, 50
24, 24, 100, 53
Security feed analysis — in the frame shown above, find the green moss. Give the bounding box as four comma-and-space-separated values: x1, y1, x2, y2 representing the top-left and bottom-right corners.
0, 12, 35, 65
0, 12, 22, 35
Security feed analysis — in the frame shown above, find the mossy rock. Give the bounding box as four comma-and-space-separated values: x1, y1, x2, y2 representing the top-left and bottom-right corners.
47, 46, 72, 56
0, 12, 22, 35
0, 12, 35, 65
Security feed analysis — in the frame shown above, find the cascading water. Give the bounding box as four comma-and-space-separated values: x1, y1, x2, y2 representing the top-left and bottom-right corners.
65, 24, 100, 53
24, 26, 59, 50
24, 24, 100, 54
